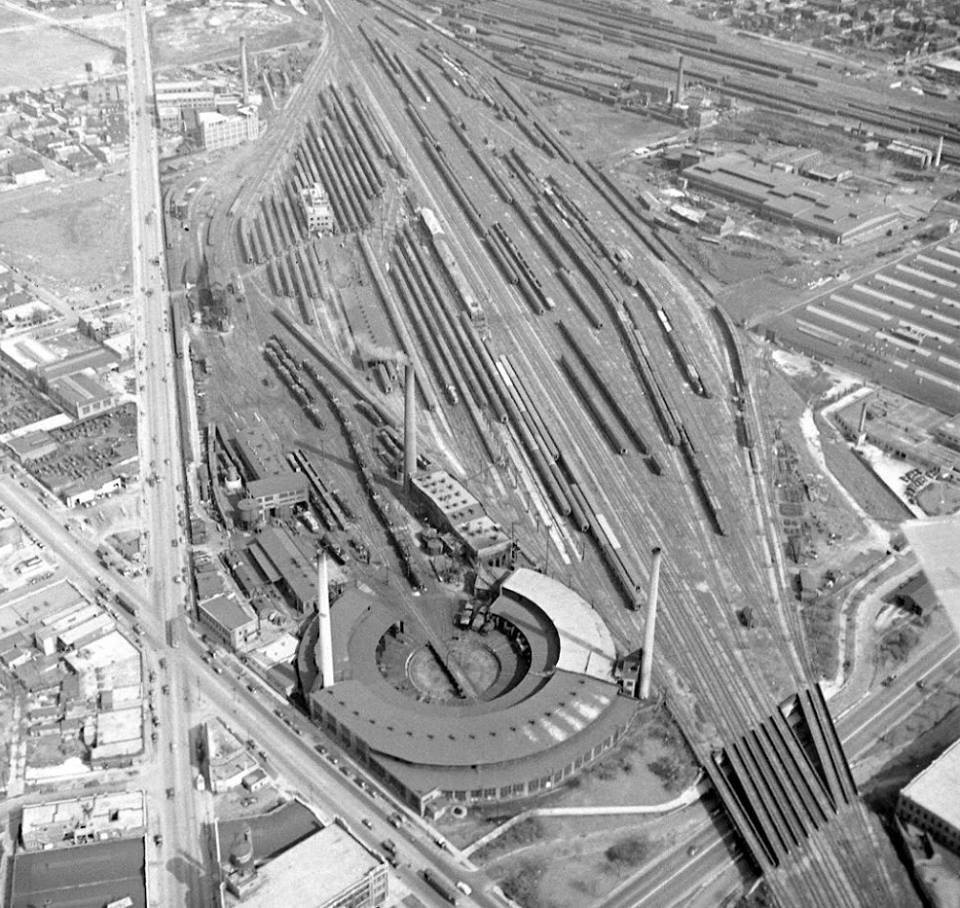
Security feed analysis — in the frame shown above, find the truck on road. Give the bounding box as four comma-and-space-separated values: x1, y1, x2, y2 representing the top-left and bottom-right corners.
423, 869, 459, 905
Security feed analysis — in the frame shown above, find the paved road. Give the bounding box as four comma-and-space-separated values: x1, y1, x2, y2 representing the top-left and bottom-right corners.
123, 0, 207, 903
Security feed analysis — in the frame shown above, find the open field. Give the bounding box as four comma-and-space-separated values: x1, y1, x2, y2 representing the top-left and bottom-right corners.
0, 174, 130, 301
149, 3, 322, 67
0, 12, 122, 91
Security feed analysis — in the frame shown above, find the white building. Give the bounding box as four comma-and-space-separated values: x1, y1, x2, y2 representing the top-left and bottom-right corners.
198, 107, 259, 152
300, 182, 334, 234
897, 737, 960, 854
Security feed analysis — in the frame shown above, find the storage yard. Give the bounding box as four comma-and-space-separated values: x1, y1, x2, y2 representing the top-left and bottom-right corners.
140, 0, 960, 901
3, 0, 958, 904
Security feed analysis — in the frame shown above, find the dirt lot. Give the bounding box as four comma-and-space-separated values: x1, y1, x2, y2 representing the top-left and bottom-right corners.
149, 3, 322, 67
0, 174, 130, 303
0, 10, 122, 91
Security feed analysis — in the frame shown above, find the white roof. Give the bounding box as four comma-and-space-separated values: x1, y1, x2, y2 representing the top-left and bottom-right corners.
501, 568, 617, 680
902, 736, 960, 832
242, 825, 380, 907
903, 516, 960, 640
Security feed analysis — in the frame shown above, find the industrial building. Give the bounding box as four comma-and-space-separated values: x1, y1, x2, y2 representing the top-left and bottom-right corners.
225, 821, 388, 908
683, 151, 899, 243
245, 524, 317, 612
47, 370, 121, 420
410, 470, 513, 568
301, 569, 636, 815
897, 737, 960, 854
20, 792, 145, 851
245, 473, 309, 519
300, 182, 335, 234
198, 107, 259, 151
766, 240, 960, 414
203, 718, 260, 793
197, 594, 258, 651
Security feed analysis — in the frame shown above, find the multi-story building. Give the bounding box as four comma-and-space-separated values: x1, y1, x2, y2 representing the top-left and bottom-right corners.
197, 107, 259, 151
897, 737, 960, 854
246, 473, 309, 517
197, 594, 258, 651
234, 822, 388, 908
154, 80, 218, 111
300, 182, 335, 234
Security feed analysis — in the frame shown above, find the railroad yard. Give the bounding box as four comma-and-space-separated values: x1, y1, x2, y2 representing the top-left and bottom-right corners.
2, 0, 959, 905
141, 0, 960, 903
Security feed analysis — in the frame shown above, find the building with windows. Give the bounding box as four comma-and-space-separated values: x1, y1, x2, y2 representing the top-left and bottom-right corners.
197, 594, 258, 651
410, 470, 512, 568
897, 737, 960, 855
235, 822, 388, 908
246, 473, 309, 517
47, 371, 120, 420
198, 107, 259, 151
300, 182, 335, 234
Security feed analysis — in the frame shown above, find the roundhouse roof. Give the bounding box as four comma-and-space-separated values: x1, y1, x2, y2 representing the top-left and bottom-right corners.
307, 570, 626, 774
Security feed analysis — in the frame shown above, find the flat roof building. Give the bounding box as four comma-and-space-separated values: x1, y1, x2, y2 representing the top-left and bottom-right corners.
198, 107, 259, 152
20, 791, 146, 850
897, 737, 960, 855
238, 823, 387, 908
248, 525, 317, 612
683, 151, 899, 243
246, 472, 309, 516
410, 470, 512, 568
301, 182, 335, 235
47, 371, 120, 420
197, 594, 257, 651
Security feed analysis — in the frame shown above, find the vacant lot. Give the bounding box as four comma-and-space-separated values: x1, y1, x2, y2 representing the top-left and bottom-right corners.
0, 174, 130, 301
0, 15, 121, 91
149, 4, 321, 67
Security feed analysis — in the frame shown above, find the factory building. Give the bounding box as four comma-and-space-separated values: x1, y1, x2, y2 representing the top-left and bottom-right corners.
300, 182, 335, 234
226, 822, 388, 907
198, 107, 259, 151
47, 370, 120, 420
246, 524, 317, 612
245, 473, 309, 519
197, 594, 258, 651
410, 470, 513, 568
683, 151, 899, 243
897, 737, 960, 854
155, 80, 219, 110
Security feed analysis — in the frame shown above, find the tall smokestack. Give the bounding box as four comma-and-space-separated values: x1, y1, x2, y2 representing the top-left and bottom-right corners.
935, 136, 944, 168
317, 552, 335, 689
240, 35, 250, 106
639, 547, 662, 700
675, 55, 684, 105
404, 363, 417, 485
856, 401, 868, 448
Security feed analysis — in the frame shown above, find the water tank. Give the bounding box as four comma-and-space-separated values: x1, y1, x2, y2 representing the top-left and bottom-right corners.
236, 498, 259, 530
230, 828, 254, 872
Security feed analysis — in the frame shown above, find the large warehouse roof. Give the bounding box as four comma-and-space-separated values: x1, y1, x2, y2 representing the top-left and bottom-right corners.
901, 736, 960, 834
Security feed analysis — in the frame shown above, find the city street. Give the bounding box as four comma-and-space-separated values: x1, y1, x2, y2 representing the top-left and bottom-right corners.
124, 0, 206, 901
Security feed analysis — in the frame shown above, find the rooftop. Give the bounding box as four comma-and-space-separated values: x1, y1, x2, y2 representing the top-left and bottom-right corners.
246, 472, 308, 501
500, 569, 617, 680
901, 736, 960, 833
199, 594, 256, 632
241, 824, 382, 908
